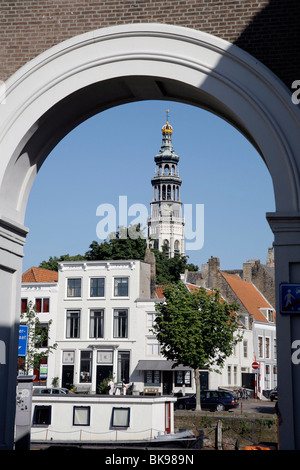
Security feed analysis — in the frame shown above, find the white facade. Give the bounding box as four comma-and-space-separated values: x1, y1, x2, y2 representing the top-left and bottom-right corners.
52, 259, 195, 396
20, 280, 58, 386
20, 261, 263, 397
208, 327, 254, 392
252, 321, 277, 393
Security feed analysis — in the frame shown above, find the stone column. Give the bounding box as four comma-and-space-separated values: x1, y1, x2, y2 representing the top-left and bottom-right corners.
267, 212, 300, 450
0, 217, 28, 450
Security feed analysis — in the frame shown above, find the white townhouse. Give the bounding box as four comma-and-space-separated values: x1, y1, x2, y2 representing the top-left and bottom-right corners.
20, 267, 59, 385
184, 281, 254, 393
53, 259, 152, 393
52, 259, 195, 396
221, 272, 277, 396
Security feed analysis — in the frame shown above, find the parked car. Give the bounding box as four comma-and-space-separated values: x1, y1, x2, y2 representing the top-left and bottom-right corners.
269, 387, 278, 401
33, 387, 73, 395
175, 390, 239, 411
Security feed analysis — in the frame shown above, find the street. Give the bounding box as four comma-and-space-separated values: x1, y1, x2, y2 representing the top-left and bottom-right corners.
227, 398, 276, 416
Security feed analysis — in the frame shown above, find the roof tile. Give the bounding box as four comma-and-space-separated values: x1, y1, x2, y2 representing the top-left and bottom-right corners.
22, 267, 58, 283
221, 271, 275, 323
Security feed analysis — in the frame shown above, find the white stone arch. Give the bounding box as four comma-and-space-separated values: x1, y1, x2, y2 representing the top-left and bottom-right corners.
1, 23, 300, 450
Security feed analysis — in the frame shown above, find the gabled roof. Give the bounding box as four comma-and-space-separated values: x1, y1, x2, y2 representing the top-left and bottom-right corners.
22, 266, 58, 283
221, 271, 275, 323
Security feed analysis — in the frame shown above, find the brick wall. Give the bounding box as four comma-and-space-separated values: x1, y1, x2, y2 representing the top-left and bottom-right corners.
0, 0, 299, 87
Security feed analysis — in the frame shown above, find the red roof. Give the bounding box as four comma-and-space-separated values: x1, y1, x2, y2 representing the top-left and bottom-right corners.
155, 285, 166, 299
221, 272, 275, 323
22, 267, 58, 283
185, 283, 214, 295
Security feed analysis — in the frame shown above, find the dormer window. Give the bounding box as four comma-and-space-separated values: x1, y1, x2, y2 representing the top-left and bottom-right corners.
260, 308, 274, 322
267, 309, 274, 322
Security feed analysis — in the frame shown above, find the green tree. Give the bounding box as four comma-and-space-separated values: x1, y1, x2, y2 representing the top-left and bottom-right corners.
20, 301, 57, 376
85, 224, 147, 261
152, 247, 192, 284
39, 224, 198, 284
39, 254, 85, 271
153, 282, 242, 410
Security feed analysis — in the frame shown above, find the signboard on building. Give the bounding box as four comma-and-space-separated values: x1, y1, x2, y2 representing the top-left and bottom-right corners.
18, 325, 28, 357
280, 284, 300, 314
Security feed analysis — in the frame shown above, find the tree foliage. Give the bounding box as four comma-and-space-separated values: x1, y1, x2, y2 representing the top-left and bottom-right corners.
153, 282, 242, 409
39, 225, 198, 284
85, 225, 147, 261
39, 254, 85, 271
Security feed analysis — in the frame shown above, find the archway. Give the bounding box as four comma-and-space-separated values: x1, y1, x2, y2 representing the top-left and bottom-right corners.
1, 24, 300, 450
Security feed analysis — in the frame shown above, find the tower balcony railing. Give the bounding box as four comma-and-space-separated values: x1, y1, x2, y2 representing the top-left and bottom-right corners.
147, 215, 185, 224
154, 170, 180, 177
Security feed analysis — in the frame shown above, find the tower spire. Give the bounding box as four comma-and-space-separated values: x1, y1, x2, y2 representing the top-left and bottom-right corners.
147, 114, 185, 258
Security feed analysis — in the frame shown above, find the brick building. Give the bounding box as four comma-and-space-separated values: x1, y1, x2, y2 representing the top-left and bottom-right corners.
1, 1, 299, 88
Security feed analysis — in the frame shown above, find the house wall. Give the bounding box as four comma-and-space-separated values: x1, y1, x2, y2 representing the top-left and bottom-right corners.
253, 322, 277, 393
20, 282, 58, 386
54, 260, 154, 393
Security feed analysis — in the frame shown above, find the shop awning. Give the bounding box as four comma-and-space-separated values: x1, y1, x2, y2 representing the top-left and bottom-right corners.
135, 360, 191, 371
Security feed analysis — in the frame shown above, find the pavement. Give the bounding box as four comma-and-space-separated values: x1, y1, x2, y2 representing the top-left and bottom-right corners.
228, 398, 276, 416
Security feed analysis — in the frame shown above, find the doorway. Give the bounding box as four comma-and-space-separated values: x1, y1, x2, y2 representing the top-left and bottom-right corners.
62, 365, 74, 390
96, 365, 113, 393
163, 371, 173, 395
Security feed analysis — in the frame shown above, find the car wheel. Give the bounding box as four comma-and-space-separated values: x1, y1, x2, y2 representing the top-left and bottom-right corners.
178, 403, 185, 410
216, 403, 225, 412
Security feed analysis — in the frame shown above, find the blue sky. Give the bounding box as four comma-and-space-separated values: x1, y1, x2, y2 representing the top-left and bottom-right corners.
23, 100, 275, 273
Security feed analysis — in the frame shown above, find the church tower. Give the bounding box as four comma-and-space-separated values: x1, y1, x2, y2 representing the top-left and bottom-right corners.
148, 117, 185, 258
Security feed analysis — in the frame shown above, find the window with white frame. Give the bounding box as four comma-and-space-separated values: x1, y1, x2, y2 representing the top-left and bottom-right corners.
66, 310, 80, 338
113, 309, 128, 338
147, 312, 156, 329
117, 351, 130, 383
243, 340, 248, 358
114, 277, 129, 297
227, 365, 231, 385
146, 337, 160, 355
80, 351, 92, 383
175, 370, 191, 387
89, 309, 104, 338
265, 337, 270, 359
267, 309, 274, 322
35, 298, 50, 313
21, 298, 28, 313
273, 365, 277, 387
265, 364, 270, 388
258, 336, 264, 358
234, 366, 237, 385
67, 278, 81, 297
90, 277, 105, 297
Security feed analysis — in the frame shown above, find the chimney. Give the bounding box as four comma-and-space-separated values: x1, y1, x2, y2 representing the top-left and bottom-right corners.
144, 248, 156, 298
207, 256, 220, 289
266, 247, 274, 268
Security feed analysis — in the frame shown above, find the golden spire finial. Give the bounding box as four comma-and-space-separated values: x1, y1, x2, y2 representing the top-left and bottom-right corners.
162, 109, 173, 134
